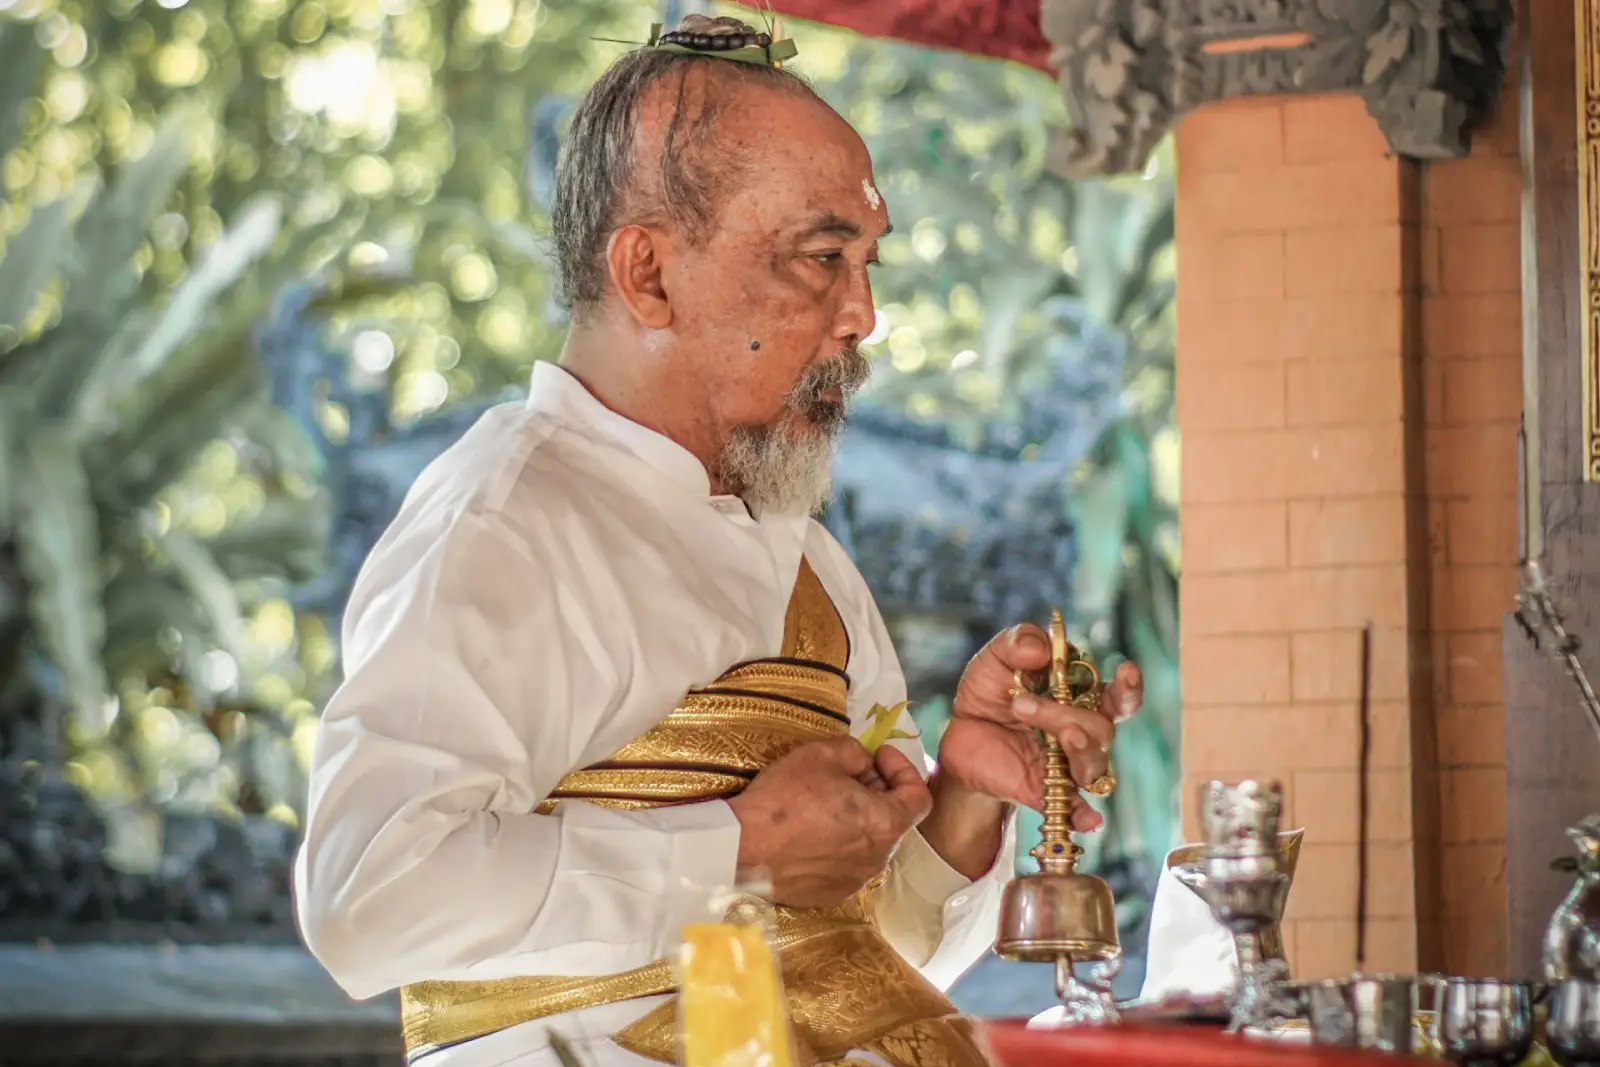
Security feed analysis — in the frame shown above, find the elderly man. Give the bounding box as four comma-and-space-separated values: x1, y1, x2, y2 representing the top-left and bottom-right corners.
294, 15, 1145, 1067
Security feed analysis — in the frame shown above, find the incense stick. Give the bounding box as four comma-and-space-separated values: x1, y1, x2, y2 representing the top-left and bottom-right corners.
1355, 621, 1373, 972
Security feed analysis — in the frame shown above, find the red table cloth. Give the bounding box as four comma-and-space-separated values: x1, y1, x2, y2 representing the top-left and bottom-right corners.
976, 1019, 1434, 1067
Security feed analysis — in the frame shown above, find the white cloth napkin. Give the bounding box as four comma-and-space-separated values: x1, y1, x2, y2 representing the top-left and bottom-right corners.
1138, 859, 1239, 1000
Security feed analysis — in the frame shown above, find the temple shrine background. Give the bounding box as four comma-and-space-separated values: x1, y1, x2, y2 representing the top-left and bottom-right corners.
0, 0, 1597, 1056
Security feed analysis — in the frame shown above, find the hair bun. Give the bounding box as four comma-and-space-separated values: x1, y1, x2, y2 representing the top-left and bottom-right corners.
674, 13, 758, 38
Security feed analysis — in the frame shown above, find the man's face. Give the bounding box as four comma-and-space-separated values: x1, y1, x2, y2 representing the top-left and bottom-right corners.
660, 88, 888, 515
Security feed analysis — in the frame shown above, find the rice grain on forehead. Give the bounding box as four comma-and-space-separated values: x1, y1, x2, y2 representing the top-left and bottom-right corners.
550, 15, 829, 319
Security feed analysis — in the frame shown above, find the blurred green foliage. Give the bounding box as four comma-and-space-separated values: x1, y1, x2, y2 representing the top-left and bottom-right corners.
0, 0, 1180, 877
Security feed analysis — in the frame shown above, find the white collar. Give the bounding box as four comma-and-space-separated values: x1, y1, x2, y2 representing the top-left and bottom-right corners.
526, 361, 713, 498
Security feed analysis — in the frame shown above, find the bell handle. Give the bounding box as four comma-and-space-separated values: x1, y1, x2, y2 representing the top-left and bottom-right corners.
1012, 610, 1110, 875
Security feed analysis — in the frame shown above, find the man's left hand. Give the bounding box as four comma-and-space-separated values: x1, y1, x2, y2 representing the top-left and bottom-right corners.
936, 623, 1142, 831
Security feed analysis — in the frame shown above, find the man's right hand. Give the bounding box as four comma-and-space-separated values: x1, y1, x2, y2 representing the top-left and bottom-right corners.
726, 737, 933, 908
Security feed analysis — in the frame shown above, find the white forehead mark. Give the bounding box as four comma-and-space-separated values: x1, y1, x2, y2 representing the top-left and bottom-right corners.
861, 178, 881, 210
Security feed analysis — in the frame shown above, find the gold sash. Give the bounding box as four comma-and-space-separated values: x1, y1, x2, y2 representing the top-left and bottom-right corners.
400, 559, 988, 1067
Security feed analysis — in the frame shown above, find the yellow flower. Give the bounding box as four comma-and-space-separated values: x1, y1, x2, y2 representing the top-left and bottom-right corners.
860, 700, 917, 753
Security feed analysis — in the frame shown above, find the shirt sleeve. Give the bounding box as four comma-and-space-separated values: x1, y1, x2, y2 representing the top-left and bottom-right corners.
293, 507, 741, 1001
874, 705, 1018, 992
806, 524, 1015, 991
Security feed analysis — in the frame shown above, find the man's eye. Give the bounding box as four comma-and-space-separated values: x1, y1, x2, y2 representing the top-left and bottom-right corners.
810, 252, 842, 264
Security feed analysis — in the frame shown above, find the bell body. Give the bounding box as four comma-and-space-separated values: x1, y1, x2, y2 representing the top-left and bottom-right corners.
995, 871, 1120, 963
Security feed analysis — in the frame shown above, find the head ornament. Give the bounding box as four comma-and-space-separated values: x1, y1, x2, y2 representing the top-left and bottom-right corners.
597, 14, 798, 69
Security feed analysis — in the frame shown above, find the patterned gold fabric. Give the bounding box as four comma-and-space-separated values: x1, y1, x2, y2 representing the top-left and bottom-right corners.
400, 558, 987, 1067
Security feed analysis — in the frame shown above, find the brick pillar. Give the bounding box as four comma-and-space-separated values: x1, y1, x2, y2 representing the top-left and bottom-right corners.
1175, 88, 1520, 978
1420, 92, 1522, 977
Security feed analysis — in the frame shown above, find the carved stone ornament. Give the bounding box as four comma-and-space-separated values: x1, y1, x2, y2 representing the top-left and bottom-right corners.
1580, 0, 1600, 481
1037, 0, 1513, 179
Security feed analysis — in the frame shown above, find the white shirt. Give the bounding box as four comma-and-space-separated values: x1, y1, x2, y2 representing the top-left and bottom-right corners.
293, 362, 1014, 1062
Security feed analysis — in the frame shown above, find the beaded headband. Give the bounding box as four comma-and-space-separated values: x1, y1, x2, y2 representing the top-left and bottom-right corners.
597, 20, 798, 69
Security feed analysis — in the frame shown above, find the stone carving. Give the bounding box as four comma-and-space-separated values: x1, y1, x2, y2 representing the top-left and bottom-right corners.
0, 720, 298, 941
1038, 0, 1513, 178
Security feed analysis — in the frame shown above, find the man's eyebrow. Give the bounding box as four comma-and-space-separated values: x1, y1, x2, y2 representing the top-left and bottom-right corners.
797, 213, 893, 241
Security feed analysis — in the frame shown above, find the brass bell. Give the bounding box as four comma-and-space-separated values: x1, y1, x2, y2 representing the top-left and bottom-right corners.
995, 610, 1120, 966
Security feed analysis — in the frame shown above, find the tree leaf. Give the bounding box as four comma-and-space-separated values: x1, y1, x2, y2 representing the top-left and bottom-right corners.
0, 23, 42, 170
75, 195, 284, 424
1104, 715, 1178, 875
0, 398, 12, 534
1112, 188, 1175, 327
11, 428, 109, 728
427, 199, 553, 268
29, 104, 202, 416
1067, 440, 1132, 618
0, 191, 77, 332
102, 565, 211, 684
155, 529, 248, 670
983, 272, 1058, 396
206, 495, 330, 582
1073, 181, 1151, 327
108, 350, 265, 509
63, 103, 201, 320
235, 400, 329, 484
85, 288, 270, 506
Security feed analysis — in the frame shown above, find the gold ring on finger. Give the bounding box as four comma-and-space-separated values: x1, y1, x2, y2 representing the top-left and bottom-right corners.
1083, 765, 1115, 796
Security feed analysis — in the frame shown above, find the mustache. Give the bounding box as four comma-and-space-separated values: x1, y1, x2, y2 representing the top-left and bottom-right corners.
788, 345, 870, 418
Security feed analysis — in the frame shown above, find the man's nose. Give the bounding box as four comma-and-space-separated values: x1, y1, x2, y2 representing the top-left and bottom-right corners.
831, 266, 875, 342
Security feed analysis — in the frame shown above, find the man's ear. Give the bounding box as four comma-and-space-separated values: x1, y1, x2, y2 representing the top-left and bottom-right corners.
606, 224, 673, 329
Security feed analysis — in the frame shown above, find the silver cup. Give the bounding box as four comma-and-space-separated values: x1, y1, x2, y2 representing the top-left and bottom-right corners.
1198, 779, 1299, 1032
1431, 977, 1534, 1067
1548, 977, 1600, 1066
1306, 974, 1415, 1052
1203, 779, 1283, 859
1200, 781, 1287, 944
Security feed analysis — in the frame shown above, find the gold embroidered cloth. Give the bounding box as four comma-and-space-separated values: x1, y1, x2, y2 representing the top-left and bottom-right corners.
399, 559, 988, 1067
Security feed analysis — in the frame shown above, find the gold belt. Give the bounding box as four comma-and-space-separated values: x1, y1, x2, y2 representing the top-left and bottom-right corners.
401, 958, 677, 1057
401, 895, 881, 1056
400, 889, 984, 1067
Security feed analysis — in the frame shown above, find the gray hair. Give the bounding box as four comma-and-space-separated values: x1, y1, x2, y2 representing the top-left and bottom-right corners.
549, 16, 818, 318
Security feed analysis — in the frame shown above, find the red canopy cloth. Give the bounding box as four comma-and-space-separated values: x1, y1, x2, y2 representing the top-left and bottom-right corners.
754, 0, 1054, 72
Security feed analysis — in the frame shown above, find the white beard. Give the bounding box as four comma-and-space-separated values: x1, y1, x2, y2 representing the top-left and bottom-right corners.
718, 420, 838, 518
